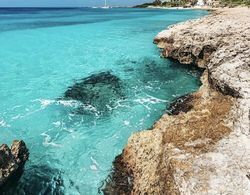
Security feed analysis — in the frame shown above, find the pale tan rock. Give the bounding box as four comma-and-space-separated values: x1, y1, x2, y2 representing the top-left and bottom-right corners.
154, 8, 250, 98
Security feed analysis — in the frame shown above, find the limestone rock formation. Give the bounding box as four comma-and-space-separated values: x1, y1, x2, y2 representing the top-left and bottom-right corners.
0, 140, 29, 188
154, 8, 250, 98
105, 8, 250, 194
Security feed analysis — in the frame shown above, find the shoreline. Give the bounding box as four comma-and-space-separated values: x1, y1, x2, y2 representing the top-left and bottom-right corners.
104, 7, 250, 194
146, 5, 214, 11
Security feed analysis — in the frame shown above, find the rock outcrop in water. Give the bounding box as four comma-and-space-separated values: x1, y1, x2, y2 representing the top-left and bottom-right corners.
0, 140, 29, 188
64, 71, 124, 114
105, 8, 250, 194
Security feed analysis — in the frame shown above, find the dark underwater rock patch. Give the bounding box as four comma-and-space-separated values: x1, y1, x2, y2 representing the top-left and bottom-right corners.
1, 164, 64, 195
121, 58, 171, 84
64, 71, 125, 115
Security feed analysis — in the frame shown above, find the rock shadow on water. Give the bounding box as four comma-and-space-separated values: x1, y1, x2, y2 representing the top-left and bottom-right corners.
1, 164, 64, 195
63, 71, 125, 116
120, 58, 177, 84
166, 94, 194, 115
120, 57, 203, 82
118, 57, 203, 103
168, 58, 204, 77
99, 154, 133, 195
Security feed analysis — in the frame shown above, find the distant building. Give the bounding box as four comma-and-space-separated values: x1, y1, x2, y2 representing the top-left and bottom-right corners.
196, 0, 205, 6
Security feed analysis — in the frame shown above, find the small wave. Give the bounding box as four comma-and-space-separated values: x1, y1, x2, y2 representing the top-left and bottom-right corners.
40, 99, 55, 108
0, 119, 10, 127
11, 105, 22, 111
41, 132, 62, 148
134, 95, 168, 105
124, 120, 130, 126
63, 128, 75, 133
57, 100, 81, 107
83, 104, 98, 113
133, 95, 168, 110
90, 156, 99, 171
90, 164, 98, 171
34, 99, 83, 109
52, 121, 62, 127
107, 99, 132, 111
11, 114, 22, 120
33, 99, 55, 108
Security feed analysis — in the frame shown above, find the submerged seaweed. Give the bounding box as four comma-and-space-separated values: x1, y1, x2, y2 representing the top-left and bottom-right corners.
1, 165, 64, 195
63, 71, 125, 115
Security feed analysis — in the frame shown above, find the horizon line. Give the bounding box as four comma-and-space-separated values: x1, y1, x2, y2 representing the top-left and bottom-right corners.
0, 6, 133, 8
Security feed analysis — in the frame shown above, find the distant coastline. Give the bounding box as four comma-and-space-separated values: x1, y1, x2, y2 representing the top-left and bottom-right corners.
146, 5, 214, 10
133, 0, 250, 9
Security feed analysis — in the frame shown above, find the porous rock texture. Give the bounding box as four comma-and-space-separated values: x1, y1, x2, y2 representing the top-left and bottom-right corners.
0, 140, 29, 187
106, 8, 250, 194
154, 8, 250, 99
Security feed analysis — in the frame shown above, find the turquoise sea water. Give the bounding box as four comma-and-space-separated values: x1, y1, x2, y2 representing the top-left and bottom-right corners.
0, 8, 206, 194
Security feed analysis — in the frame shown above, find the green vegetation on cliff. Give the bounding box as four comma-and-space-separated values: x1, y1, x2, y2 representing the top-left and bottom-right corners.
134, 0, 250, 8
220, 0, 250, 6
133, 0, 161, 8
134, 0, 198, 8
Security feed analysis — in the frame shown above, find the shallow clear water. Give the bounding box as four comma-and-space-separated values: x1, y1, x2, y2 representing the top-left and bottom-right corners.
0, 8, 206, 194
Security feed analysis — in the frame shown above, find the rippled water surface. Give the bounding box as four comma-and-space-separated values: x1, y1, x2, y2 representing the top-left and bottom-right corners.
0, 8, 206, 194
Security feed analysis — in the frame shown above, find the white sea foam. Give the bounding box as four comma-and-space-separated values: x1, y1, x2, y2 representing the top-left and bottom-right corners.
64, 128, 75, 133
90, 156, 99, 166
133, 95, 169, 110
40, 99, 55, 108
41, 132, 62, 148
124, 120, 130, 126
0, 119, 10, 127
11, 114, 22, 120
84, 104, 98, 112
57, 100, 81, 107
35, 99, 82, 109
90, 164, 98, 171
32, 99, 55, 108
52, 121, 61, 127
110, 99, 131, 110
11, 105, 22, 110
90, 156, 99, 171
135, 95, 168, 104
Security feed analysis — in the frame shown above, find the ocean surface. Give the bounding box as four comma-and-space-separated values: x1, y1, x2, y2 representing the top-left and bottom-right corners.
0, 8, 206, 194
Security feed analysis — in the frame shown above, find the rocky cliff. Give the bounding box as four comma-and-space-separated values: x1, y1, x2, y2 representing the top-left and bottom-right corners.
105, 8, 250, 194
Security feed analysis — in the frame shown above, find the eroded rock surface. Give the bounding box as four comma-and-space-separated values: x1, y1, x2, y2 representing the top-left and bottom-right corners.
0, 140, 29, 188
106, 8, 250, 194
154, 8, 250, 99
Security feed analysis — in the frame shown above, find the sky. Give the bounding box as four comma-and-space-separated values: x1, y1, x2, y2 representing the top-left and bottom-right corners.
0, 0, 152, 7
